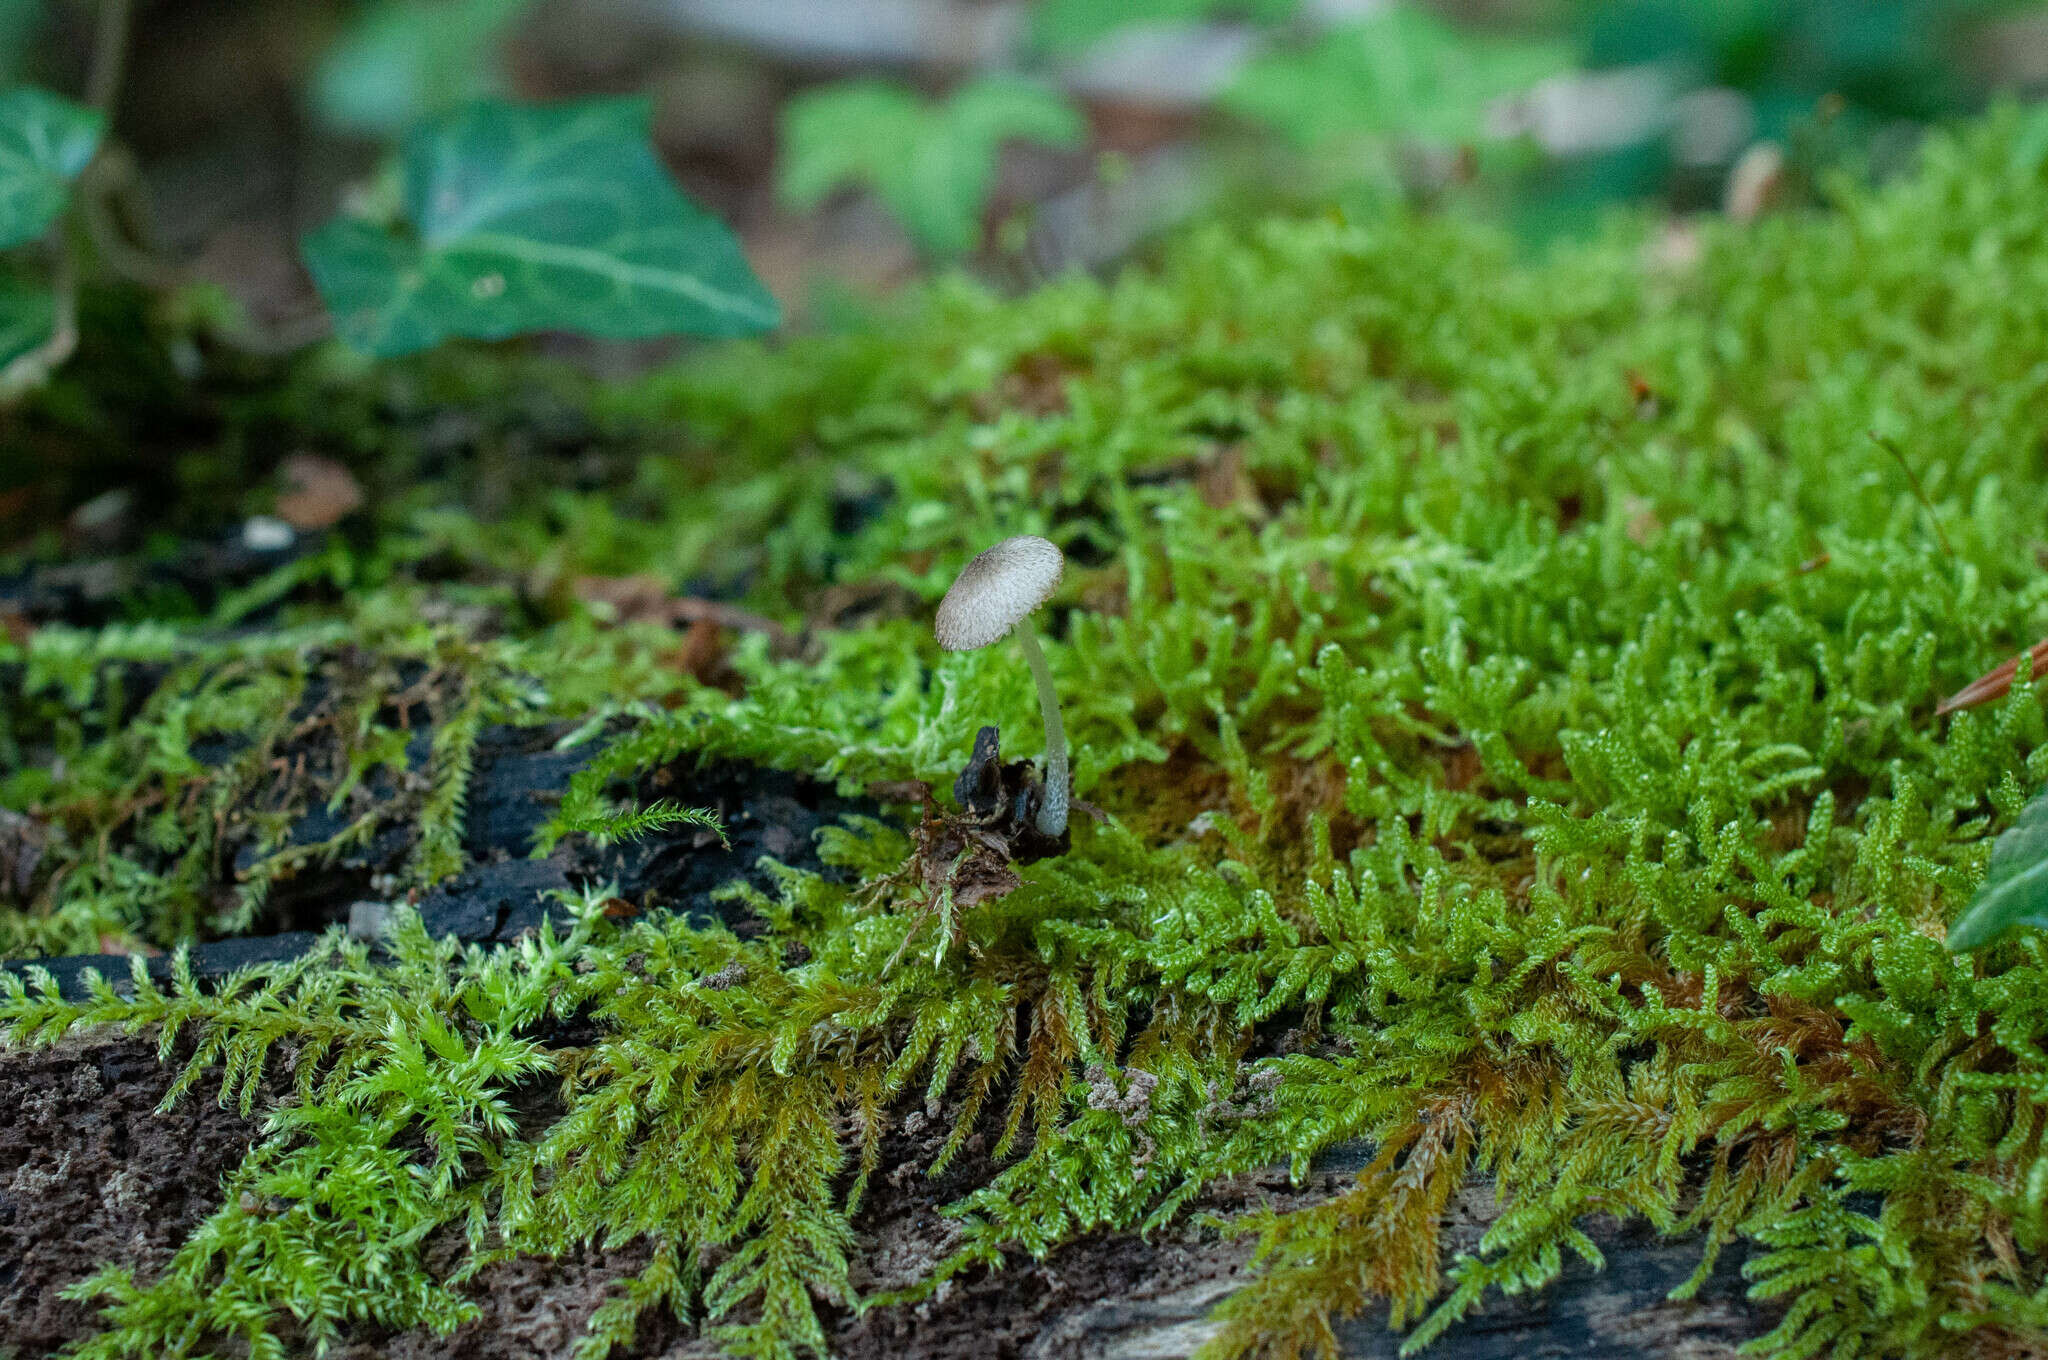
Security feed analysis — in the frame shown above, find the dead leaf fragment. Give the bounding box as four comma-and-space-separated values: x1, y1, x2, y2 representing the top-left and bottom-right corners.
1647, 220, 1703, 273
675, 617, 729, 685
700, 960, 747, 990
1725, 141, 1786, 223
1199, 445, 1260, 515
0, 808, 46, 902
1625, 369, 1661, 420
574, 574, 795, 652
866, 726, 1074, 969
807, 579, 921, 633
275, 453, 366, 530
1623, 496, 1662, 545
1938, 637, 2048, 716
865, 779, 935, 804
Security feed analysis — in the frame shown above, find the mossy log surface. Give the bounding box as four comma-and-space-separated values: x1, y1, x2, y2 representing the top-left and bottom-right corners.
13, 108, 2048, 1359
4, 754, 1770, 1358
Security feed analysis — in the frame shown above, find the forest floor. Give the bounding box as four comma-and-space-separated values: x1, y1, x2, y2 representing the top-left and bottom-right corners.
15, 111, 2048, 1360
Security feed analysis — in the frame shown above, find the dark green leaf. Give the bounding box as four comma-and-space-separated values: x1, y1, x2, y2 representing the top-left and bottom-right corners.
0, 0, 46, 86
0, 272, 51, 366
1949, 786, 2048, 950
310, 0, 534, 136
0, 85, 104, 248
1222, 6, 1570, 148
301, 97, 779, 358
778, 76, 1084, 258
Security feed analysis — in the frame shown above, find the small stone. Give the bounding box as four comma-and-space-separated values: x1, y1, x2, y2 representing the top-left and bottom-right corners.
241, 516, 296, 552
345, 901, 390, 941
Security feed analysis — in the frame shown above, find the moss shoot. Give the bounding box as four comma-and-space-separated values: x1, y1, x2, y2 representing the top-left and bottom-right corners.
12, 106, 2048, 1359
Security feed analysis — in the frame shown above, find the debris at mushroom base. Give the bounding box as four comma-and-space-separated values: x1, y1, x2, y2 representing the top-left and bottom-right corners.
864, 725, 1091, 962
949, 724, 1074, 864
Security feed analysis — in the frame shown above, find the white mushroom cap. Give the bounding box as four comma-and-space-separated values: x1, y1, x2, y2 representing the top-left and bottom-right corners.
934, 535, 1064, 651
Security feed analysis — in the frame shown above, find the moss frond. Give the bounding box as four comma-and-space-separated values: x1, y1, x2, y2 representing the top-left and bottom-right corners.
17, 104, 2048, 1358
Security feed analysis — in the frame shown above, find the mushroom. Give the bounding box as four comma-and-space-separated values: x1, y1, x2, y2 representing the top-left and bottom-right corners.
934, 535, 1071, 838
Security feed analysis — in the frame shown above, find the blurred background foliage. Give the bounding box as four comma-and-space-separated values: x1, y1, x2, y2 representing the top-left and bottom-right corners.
7, 0, 2048, 541
7, 0, 2047, 308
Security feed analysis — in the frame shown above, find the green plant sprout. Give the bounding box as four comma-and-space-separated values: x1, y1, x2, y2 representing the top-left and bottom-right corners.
777, 74, 1083, 258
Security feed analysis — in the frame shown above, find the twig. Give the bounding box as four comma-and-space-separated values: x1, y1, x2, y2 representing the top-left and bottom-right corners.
64, 0, 334, 364
1868, 431, 1954, 557
1937, 636, 2048, 716
76, 152, 180, 290
86, 0, 132, 118
73, 144, 336, 354
0, 239, 78, 399
1725, 548, 1831, 611
0, 0, 130, 402
669, 597, 797, 652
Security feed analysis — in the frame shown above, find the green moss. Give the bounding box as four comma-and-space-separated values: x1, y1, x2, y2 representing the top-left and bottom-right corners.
15, 105, 2048, 1358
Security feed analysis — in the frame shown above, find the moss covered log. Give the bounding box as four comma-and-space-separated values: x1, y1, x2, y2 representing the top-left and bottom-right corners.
12, 107, 2048, 1358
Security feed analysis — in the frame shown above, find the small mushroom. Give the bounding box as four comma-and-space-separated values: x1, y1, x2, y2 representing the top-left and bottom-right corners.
934, 535, 1071, 838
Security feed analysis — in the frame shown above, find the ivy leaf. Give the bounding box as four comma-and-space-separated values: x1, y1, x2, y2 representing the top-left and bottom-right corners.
1222, 6, 1570, 148
310, 0, 534, 136
1948, 787, 2048, 951
0, 86, 105, 248
301, 97, 780, 358
778, 75, 1084, 258
0, 273, 52, 366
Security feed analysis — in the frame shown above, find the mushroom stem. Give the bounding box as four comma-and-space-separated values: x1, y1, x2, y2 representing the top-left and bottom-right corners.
1014, 617, 1069, 838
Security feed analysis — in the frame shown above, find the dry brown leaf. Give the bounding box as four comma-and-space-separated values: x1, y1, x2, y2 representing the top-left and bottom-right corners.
574, 573, 672, 623
868, 726, 1075, 970
1938, 637, 2048, 716
574, 574, 795, 653
275, 453, 366, 530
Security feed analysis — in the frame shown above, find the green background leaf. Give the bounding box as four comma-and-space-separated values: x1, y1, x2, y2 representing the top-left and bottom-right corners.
301, 96, 780, 358
778, 75, 1084, 258
1949, 786, 2048, 950
1031, 0, 1299, 55
1222, 6, 1570, 147
310, 0, 535, 136
0, 85, 104, 248
0, 273, 52, 366
0, 0, 46, 87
